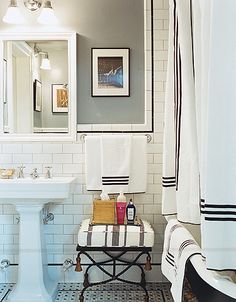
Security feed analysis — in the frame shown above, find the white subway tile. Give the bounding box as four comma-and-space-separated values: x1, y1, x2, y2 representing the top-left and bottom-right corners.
0, 235, 14, 244
63, 143, 82, 154
0, 215, 14, 224
64, 205, 83, 215
3, 205, 17, 215
64, 225, 79, 235
12, 154, 33, 164
72, 154, 84, 163
54, 235, 74, 244
43, 144, 63, 153
22, 143, 43, 153
53, 154, 73, 164
63, 164, 82, 174
44, 225, 63, 235
53, 215, 73, 225
33, 154, 53, 163
2, 144, 22, 154
0, 154, 12, 164
73, 194, 93, 205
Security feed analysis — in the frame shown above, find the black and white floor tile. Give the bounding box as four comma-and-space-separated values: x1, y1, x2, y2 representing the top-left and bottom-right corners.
0, 283, 173, 302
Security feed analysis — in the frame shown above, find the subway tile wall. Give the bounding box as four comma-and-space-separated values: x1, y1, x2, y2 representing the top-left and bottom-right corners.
0, 0, 168, 283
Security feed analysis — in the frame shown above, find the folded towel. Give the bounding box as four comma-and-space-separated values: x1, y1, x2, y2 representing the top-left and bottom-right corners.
85, 135, 147, 193
161, 219, 201, 302
85, 136, 101, 191
101, 135, 132, 193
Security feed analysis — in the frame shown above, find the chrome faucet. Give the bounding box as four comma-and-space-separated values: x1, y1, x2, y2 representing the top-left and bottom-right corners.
17, 165, 25, 179
45, 166, 52, 179
30, 168, 39, 179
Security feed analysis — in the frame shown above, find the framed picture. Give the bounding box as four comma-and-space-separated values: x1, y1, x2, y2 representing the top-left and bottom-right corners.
91, 48, 130, 97
33, 79, 42, 112
52, 84, 68, 113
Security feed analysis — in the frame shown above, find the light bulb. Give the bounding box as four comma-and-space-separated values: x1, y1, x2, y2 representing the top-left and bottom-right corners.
37, 1, 58, 25
3, 0, 25, 24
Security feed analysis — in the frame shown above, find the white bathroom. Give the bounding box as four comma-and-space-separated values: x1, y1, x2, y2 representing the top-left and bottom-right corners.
0, 0, 235, 301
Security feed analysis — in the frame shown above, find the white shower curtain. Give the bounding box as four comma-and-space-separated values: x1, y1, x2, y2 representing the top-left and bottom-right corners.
163, 0, 236, 270
162, 0, 200, 225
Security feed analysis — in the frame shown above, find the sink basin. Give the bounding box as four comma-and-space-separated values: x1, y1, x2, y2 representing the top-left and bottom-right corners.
0, 176, 76, 302
0, 177, 75, 202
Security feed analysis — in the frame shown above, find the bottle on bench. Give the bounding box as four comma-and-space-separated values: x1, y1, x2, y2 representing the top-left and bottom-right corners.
116, 191, 127, 224
126, 199, 136, 225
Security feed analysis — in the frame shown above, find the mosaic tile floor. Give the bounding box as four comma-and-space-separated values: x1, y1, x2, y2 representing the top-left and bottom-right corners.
0, 283, 174, 302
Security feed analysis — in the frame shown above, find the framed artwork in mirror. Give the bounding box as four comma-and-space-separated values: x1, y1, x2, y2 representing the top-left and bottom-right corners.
52, 84, 68, 113
91, 48, 130, 97
33, 79, 42, 112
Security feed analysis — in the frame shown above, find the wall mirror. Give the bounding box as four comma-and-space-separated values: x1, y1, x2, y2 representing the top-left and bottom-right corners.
0, 32, 77, 141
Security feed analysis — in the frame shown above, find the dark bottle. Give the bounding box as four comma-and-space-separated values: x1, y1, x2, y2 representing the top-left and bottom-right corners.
126, 199, 136, 224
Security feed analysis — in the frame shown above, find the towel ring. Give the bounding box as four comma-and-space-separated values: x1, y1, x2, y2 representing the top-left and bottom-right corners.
80, 133, 152, 143
80, 134, 87, 143
145, 134, 152, 143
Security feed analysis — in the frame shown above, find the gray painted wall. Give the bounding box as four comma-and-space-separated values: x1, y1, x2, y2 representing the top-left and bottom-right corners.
77, 0, 145, 124
41, 48, 68, 128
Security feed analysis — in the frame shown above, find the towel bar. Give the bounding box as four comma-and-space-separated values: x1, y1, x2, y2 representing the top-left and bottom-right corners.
80, 133, 152, 143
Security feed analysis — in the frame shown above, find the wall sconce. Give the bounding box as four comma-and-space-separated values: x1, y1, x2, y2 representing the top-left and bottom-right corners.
34, 44, 51, 70
2, 0, 58, 25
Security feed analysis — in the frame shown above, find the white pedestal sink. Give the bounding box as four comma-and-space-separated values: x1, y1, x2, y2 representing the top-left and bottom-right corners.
0, 177, 75, 302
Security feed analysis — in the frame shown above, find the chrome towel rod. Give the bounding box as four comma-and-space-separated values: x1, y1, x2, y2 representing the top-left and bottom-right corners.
80, 133, 152, 143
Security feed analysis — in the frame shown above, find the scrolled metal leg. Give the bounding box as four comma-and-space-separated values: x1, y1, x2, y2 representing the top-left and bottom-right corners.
141, 270, 146, 288
144, 294, 149, 302
79, 294, 84, 302
83, 272, 89, 288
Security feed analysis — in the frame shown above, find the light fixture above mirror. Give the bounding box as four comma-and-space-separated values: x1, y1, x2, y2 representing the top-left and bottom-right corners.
2, 0, 58, 25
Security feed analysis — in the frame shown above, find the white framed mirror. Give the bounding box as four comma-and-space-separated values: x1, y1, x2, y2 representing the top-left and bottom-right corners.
0, 32, 77, 141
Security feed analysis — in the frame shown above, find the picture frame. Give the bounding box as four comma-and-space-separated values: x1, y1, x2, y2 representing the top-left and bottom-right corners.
52, 84, 69, 113
91, 48, 130, 97
33, 79, 42, 112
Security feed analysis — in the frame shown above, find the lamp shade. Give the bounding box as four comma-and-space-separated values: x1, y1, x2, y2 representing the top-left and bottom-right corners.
37, 1, 58, 25
3, 1, 25, 24
40, 57, 51, 70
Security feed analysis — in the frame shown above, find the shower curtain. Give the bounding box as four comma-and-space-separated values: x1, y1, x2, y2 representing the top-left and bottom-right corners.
163, 0, 236, 270
162, 0, 200, 225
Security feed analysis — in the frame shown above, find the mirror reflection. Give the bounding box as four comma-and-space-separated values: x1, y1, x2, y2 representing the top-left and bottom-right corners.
3, 40, 68, 134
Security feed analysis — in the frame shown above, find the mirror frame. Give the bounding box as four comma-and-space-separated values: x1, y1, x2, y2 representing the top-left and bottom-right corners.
77, 0, 153, 133
0, 32, 77, 141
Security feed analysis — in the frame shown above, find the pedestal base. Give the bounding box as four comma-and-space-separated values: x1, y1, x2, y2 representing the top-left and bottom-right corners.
7, 204, 57, 302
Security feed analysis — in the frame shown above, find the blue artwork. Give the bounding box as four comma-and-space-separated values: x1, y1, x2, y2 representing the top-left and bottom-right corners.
98, 57, 123, 88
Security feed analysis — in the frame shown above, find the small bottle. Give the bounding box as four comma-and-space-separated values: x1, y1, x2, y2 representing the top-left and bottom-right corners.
116, 191, 127, 224
126, 199, 136, 224
100, 190, 110, 200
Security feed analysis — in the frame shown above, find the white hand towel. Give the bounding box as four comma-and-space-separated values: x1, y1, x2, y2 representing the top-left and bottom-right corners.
85, 136, 102, 191
101, 135, 132, 193
128, 136, 147, 193
85, 135, 147, 193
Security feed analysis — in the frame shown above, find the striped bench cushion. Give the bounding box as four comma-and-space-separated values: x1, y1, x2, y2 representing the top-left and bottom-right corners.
77, 219, 154, 247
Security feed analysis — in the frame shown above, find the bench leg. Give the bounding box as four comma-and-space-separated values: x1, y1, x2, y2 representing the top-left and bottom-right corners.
76, 248, 152, 302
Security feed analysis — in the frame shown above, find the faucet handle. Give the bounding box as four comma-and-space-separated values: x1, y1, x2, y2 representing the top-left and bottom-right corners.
45, 166, 52, 179
17, 164, 25, 178
30, 168, 39, 179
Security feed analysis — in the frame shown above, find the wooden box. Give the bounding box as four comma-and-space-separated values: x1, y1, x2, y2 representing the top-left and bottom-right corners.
92, 199, 115, 224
